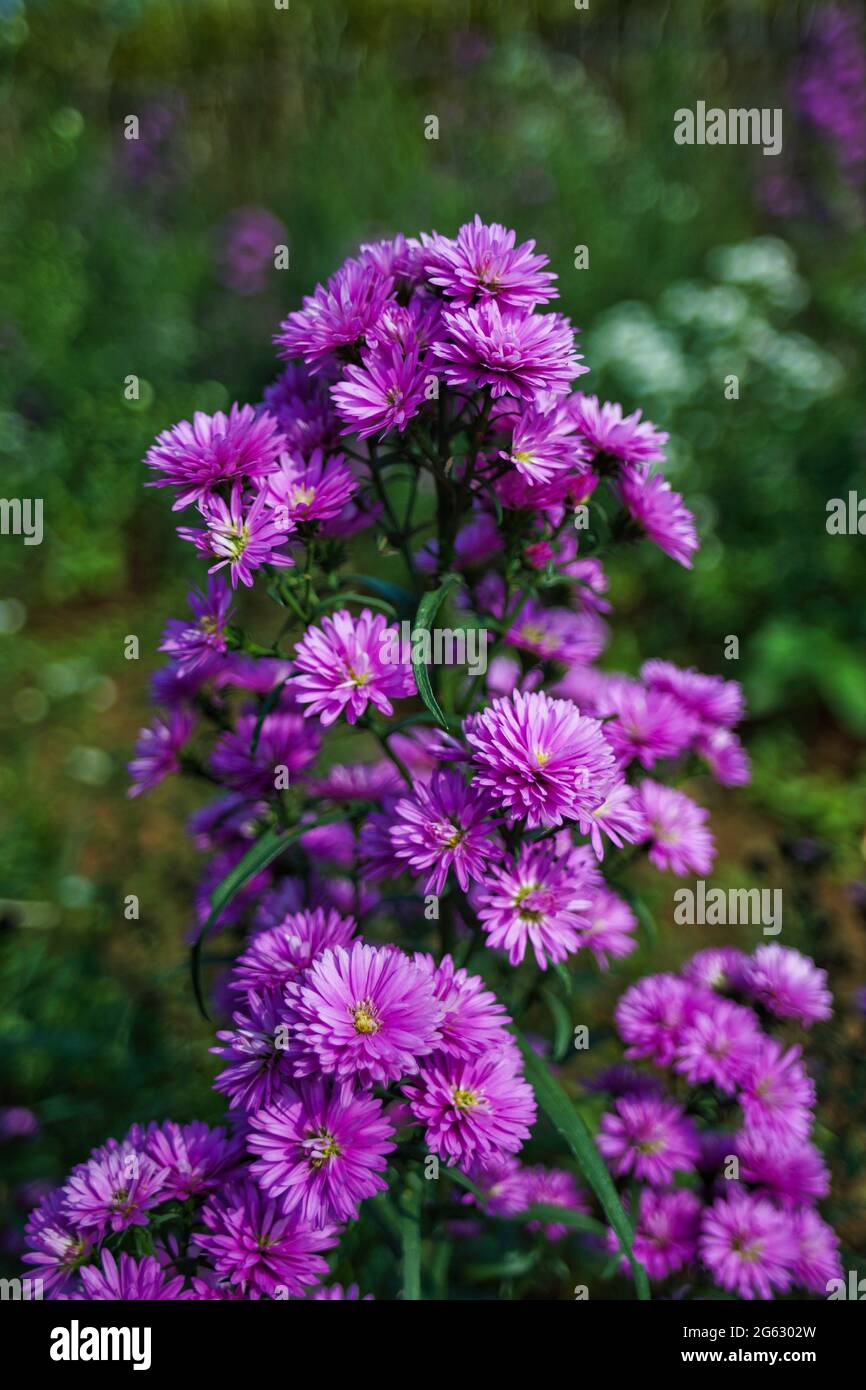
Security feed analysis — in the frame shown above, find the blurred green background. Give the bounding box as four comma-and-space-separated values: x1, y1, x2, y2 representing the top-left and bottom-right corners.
1, 0, 865, 1283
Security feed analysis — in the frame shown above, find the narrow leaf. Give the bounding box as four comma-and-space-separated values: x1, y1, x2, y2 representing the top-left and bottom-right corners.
411, 572, 461, 729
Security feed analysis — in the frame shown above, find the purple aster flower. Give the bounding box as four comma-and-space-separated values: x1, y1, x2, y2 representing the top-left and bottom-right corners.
286, 942, 444, 1087
630, 1188, 703, 1282
791, 1208, 844, 1294
196, 1179, 338, 1297
569, 393, 668, 465
331, 339, 429, 439
522, 1165, 590, 1240
146, 405, 284, 509
618, 467, 699, 568
262, 364, 342, 457
291, 608, 416, 726
22, 1191, 93, 1295
310, 760, 402, 801
388, 769, 503, 894
699, 1191, 797, 1300
499, 400, 591, 486
178, 482, 296, 588
616, 973, 711, 1067
739, 1039, 816, 1142
230, 908, 357, 997
127, 708, 195, 797
474, 840, 591, 969
506, 597, 606, 666
247, 1079, 395, 1225
598, 1095, 699, 1186
358, 804, 407, 881
577, 776, 647, 859
682, 946, 750, 993
432, 301, 586, 402
275, 256, 394, 372
422, 216, 558, 310
212, 992, 300, 1111
191, 844, 273, 940
602, 681, 696, 769
736, 1132, 830, 1209
412, 952, 511, 1058
580, 887, 638, 968
635, 780, 715, 876
159, 576, 235, 676
640, 658, 744, 728
143, 1121, 245, 1201
464, 690, 617, 830
74, 1250, 189, 1301
218, 205, 285, 296
307, 1281, 373, 1300
743, 945, 832, 1027
795, 6, 866, 187
62, 1145, 168, 1236
211, 709, 321, 797
696, 726, 751, 786
673, 998, 762, 1093
406, 1046, 536, 1165
264, 447, 357, 524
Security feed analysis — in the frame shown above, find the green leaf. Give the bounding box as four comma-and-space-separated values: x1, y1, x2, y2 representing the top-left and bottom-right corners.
401, 1203, 422, 1301
190, 813, 343, 1019
512, 1027, 650, 1300
314, 590, 397, 619
542, 987, 573, 1062
411, 572, 461, 729
344, 573, 417, 616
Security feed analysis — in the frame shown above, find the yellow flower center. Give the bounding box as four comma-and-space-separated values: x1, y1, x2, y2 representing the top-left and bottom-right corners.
452, 1087, 481, 1111
291, 485, 317, 506
351, 999, 380, 1034
534, 747, 551, 768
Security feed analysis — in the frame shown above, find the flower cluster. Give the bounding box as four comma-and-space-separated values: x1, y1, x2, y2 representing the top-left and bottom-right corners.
591, 945, 839, 1298
29, 217, 839, 1300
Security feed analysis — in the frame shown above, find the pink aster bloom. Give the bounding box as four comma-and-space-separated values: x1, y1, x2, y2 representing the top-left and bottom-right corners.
597, 1095, 699, 1186
464, 689, 617, 830
212, 992, 299, 1112
230, 908, 357, 997
127, 708, 195, 797
331, 339, 429, 439
738, 1038, 816, 1142
264, 447, 357, 524
500, 400, 591, 485
275, 256, 394, 371
580, 887, 638, 969
618, 466, 699, 568
473, 840, 591, 969
577, 776, 647, 859
210, 709, 321, 797
522, 1166, 591, 1240
635, 779, 716, 876
388, 769, 503, 894
682, 946, 750, 993
286, 942, 443, 1087
696, 726, 752, 786
631, 1188, 703, 1282
75, 1250, 191, 1301
506, 596, 606, 666
159, 575, 236, 676
248, 1079, 395, 1226
22, 1190, 93, 1295
791, 1208, 844, 1294
569, 392, 668, 465
146, 404, 284, 509
616, 973, 711, 1066
432, 301, 586, 402
262, 364, 341, 458
602, 682, 696, 769
62, 1146, 168, 1236
196, 1179, 338, 1297
308, 1282, 374, 1300
640, 658, 744, 728
143, 1121, 245, 1201
291, 608, 415, 726
407, 1046, 536, 1165
736, 1132, 830, 1209
743, 945, 832, 1027
422, 215, 558, 310
412, 953, 512, 1059
700, 1191, 797, 1300
673, 998, 763, 1093
178, 482, 296, 588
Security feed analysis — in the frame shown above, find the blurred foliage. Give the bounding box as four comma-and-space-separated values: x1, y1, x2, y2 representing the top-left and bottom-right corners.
1, 0, 864, 1287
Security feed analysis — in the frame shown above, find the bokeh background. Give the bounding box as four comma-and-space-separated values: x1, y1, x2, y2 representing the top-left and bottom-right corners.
2, 0, 865, 1288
